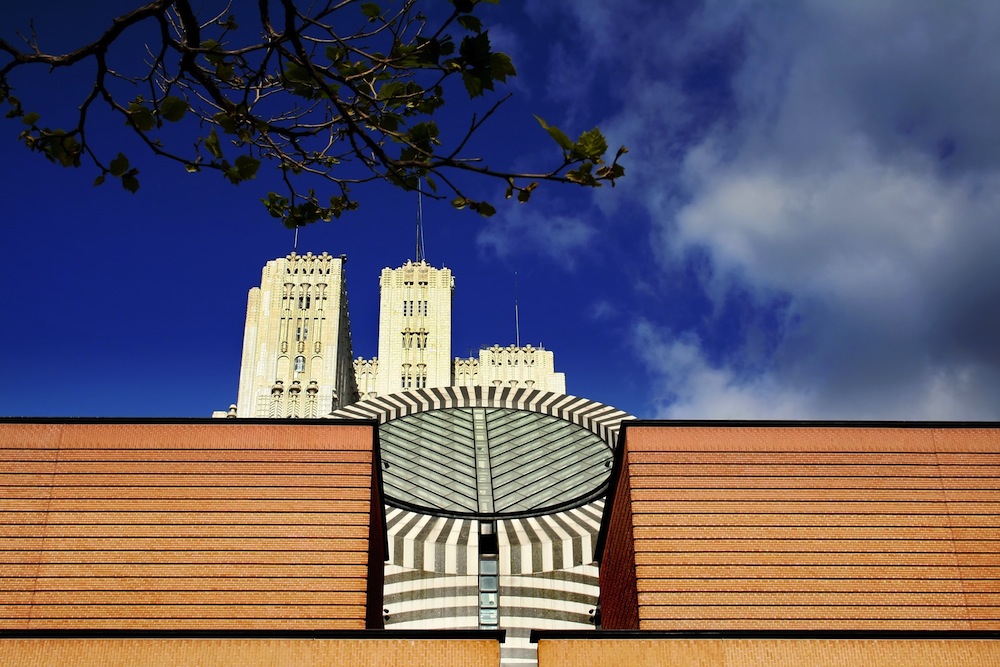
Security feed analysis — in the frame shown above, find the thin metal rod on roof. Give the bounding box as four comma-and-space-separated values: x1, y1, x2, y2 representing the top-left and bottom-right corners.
293, 226, 299, 253
415, 182, 426, 263
514, 271, 520, 348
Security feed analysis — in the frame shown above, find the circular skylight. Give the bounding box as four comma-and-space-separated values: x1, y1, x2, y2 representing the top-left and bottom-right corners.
378, 406, 614, 518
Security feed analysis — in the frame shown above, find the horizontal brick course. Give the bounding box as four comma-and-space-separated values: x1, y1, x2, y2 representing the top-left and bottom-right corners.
6, 511, 375, 525
1, 448, 374, 462
630, 474, 1000, 489
0, 638, 501, 667
0, 422, 383, 630
0, 476, 373, 492
632, 511, 996, 527
7, 576, 369, 591
600, 424, 1000, 631
629, 463, 1000, 477
537, 638, 1000, 667
0, 523, 370, 538
1, 564, 369, 578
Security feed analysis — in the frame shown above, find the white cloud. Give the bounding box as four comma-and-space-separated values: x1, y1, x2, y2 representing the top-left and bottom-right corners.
587, 299, 618, 322
635, 320, 812, 419
476, 205, 597, 270
606, 0, 1000, 418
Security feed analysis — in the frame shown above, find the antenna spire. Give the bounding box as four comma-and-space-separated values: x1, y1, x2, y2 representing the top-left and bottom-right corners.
292, 226, 299, 253
415, 183, 426, 263
514, 271, 521, 347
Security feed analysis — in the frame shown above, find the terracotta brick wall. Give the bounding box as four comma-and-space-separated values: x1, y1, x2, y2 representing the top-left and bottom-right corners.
366, 462, 386, 629
537, 638, 1000, 667
0, 421, 382, 630
599, 424, 1000, 630
0, 638, 500, 667
597, 457, 638, 629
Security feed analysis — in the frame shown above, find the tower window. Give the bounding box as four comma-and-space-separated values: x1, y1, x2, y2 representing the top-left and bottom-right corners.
417, 300, 428, 316
294, 356, 305, 373
403, 300, 413, 317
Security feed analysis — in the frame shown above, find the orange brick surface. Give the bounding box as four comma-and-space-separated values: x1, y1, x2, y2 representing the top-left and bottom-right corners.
0, 421, 383, 630
537, 638, 1000, 667
599, 424, 1000, 631
0, 638, 499, 667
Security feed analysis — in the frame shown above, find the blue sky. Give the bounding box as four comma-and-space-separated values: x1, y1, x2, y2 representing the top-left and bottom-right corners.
2, 0, 1000, 420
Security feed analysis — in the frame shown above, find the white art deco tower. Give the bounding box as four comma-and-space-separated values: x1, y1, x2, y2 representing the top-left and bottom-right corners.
355, 260, 454, 398
235, 252, 356, 417
352, 259, 565, 399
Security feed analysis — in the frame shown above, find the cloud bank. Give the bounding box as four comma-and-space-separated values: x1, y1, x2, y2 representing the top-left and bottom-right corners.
535, 0, 1000, 418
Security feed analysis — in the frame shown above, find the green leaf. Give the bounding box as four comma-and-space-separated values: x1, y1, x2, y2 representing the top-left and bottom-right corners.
160, 96, 188, 122
283, 61, 312, 84
378, 113, 401, 134
470, 201, 496, 217
213, 111, 238, 135
565, 165, 598, 186
127, 103, 155, 132
185, 164, 200, 173
401, 122, 440, 161
262, 192, 289, 219
325, 46, 346, 63
121, 172, 140, 193
33, 130, 81, 167
408, 121, 439, 147
215, 62, 235, 82
361, 2, 381, 19
234, 155, 260, 180
109, 152, 129, 177
205, 129, 223, 159
533, 115, 573, 151
437, 37, 455, 57
22, 111, 40, 125
61, 135, 81, 167
451, 196, 468, 210
378, 82, 404, 101
572, 128, 608, 161
596, 163, 625, 181
460, 32, 492, 67
93, 174, 105, 187
457, 15, 482, 32
461, 71, 485, 98
490, 52, 516, 82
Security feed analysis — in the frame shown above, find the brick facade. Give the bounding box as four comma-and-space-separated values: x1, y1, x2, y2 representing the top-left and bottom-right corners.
598, 423, 1000, 631
0, 637, 500, 667
0, 420, 384, 630
536, 637, 1000, 666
